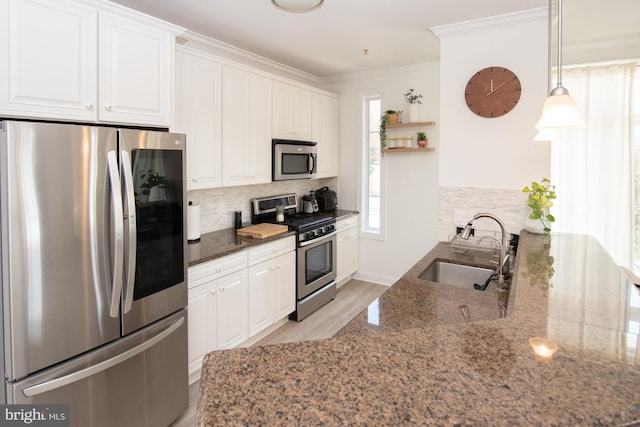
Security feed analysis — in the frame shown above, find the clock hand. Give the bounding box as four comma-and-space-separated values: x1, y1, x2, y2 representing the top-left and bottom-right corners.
490, 79, 494, 92
486, 77, 515, 96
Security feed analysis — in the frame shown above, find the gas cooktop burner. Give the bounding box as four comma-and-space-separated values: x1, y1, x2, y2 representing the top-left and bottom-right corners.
281, 213, 333, 231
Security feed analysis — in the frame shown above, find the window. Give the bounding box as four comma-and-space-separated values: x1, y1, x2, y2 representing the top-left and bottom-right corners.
550, 62, 637, 268
362, 95, 384, 236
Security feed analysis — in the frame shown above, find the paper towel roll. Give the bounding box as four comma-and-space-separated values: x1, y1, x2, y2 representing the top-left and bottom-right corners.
187, 203, 201, 242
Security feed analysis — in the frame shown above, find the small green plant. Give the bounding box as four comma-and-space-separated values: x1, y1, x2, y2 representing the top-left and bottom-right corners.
404, 88, 423, 104
380, 110, 402, 150
522, 178, 556, 233
417, 131, 426, 140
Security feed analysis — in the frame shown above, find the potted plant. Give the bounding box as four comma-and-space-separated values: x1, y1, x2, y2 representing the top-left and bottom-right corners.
404, 88, 423, 122
416, 131, 428, 148
522, 178, 556, 234
380, 110, 402, 150
384, 109, 401, 125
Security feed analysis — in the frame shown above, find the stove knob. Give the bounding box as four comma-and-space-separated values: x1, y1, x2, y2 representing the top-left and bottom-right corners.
304, 232, 311, 239
309, 231, 316, 237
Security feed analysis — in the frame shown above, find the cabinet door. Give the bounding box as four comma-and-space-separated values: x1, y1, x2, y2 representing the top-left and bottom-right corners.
292, 87, 312, 139
0, 0, 97, 120
216, 270, 248, 349
175, 50, 222, 190
272, 82, 311, 140
337, 220, 359, 284
222, 66, 271, 187
248, 262, 271, 336
312, 93, 339, 178
271, 251, 296, 320
187, 281, 217, 381
99, 12, 173, 126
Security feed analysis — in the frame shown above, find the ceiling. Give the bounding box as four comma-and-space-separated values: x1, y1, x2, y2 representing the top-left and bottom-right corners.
109, 0, 640, 79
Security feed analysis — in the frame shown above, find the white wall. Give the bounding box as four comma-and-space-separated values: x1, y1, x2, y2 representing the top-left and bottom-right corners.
432, 9, 551, 245
319, 10, 550, 285
320, 64, 440, 285
435, 9, 551, 190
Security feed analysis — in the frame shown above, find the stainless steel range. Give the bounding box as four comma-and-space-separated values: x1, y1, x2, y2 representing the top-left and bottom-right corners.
251, 194, 337, 321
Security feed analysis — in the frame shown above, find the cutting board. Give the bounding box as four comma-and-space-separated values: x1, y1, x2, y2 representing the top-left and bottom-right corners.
236, 223, 289, 239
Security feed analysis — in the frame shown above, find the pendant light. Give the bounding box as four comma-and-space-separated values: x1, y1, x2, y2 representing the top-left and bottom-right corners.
271, 0, 324, 13
535, 0, 584, 130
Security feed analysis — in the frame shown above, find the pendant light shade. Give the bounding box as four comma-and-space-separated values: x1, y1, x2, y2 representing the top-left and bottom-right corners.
535, 90, 584, 129
535, 0, 584, 130
271, 0, 324, 13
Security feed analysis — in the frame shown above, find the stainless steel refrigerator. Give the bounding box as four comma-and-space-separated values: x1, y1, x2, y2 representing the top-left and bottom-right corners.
0, 120, 188, 426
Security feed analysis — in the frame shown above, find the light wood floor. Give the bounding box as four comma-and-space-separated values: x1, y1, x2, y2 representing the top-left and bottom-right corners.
170, 278, 387, 427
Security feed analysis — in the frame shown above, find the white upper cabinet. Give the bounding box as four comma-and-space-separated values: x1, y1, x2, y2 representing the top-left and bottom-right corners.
0, 0, 178, 127
175, 48, 222, 190
272, 81, 312, 140
0, 0, 98, 121
312, 92, 339, 178
98, 11, 173, 126
222, 66, 272, 187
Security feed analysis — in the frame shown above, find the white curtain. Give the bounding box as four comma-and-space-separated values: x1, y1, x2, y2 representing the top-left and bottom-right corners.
550, 62, 636, 268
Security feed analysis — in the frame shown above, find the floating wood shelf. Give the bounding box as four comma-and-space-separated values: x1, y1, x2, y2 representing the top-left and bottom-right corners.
386, 121, 436, 129
382, 147, 435, 153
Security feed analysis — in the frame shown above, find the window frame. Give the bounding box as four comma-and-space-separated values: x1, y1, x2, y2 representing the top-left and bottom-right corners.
358, 89, 387, 241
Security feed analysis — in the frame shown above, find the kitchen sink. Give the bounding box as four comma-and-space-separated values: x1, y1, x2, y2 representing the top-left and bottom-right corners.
419, 261, 495, 290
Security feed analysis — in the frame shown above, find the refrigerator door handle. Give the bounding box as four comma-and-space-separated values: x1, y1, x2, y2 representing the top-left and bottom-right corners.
120, 150, 137, 313
22, 317, 185, 397
107, 150, 124, 318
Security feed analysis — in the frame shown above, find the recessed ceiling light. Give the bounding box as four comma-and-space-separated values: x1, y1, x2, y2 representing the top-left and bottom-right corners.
271, 0, 324, 13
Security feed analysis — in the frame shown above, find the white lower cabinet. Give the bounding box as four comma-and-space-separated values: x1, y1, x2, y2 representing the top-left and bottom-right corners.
336, 215, 359, 285
216, 270, 249, 349
248, 251, 295, 336
187, 236, 295, 383
187, 280, 217, 382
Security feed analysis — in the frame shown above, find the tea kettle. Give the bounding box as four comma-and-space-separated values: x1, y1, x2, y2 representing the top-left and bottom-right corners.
302, 192, 318, 213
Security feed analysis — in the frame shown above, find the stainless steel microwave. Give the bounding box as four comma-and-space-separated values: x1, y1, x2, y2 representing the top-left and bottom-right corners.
272, 139, 317, 181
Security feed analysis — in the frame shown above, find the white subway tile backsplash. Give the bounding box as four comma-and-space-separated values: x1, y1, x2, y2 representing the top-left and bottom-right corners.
188, 178, 337, 233
439, 186, 528, 242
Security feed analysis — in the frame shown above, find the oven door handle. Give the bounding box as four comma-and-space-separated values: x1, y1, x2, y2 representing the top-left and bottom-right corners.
299, 230, 336, 247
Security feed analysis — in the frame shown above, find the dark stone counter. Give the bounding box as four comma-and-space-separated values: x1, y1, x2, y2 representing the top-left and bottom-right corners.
196, 231, 640, 425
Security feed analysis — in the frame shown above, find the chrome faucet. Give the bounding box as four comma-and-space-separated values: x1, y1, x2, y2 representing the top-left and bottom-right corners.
460, 213, 510, 283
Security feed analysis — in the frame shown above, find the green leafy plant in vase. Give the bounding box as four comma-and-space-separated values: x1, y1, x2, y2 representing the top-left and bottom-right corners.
416, 131, 428, 148
522, 178, 556, 234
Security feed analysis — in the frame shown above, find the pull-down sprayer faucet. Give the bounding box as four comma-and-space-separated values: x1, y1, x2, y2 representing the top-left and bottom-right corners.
460, 213, 510, 283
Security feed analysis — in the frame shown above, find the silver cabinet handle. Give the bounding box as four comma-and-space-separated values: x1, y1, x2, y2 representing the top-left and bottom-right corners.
120, 151, 137, 314
107, 151, 124, 318
23, 317, 184, 397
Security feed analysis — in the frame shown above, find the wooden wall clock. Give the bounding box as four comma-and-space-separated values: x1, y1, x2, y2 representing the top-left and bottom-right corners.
465, 66, 521, 118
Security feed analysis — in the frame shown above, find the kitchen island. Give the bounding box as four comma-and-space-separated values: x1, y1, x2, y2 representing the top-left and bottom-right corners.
196, 231, 640, 425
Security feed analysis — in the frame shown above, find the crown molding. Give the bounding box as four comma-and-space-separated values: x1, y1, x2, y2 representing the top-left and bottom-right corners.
431, 8, 547, 39
177, 30, 320, 86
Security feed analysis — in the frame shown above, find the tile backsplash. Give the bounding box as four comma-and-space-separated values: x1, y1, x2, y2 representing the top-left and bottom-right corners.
438, 186, 528, 242
188, 177, 337, 233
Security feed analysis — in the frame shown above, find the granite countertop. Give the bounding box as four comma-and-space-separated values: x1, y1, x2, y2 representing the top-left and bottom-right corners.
196, 231, 640, 426
188, 210, 358, 267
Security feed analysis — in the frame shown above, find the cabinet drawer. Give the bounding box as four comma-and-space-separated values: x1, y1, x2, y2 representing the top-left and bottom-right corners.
248, 236, 295, 266
336, 215, 358, 232
188, 251, 248, 289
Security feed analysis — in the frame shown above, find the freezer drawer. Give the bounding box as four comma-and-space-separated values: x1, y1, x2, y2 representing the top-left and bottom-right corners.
6, 310, 188, 427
